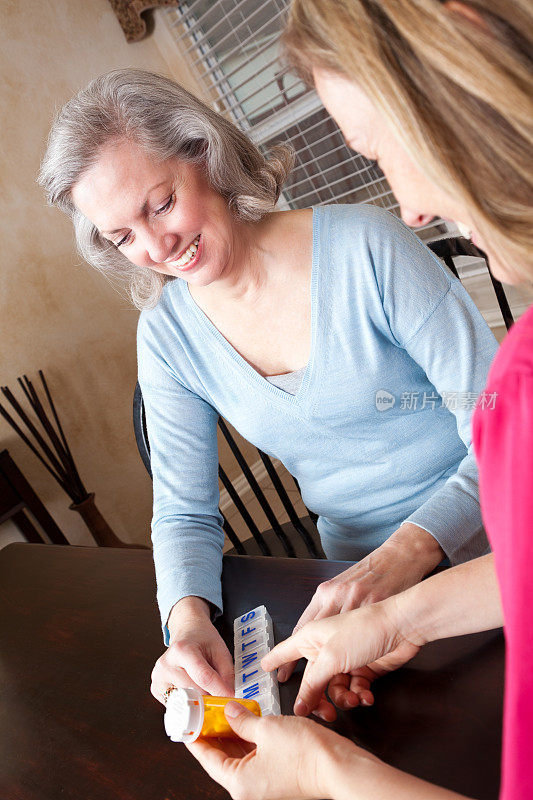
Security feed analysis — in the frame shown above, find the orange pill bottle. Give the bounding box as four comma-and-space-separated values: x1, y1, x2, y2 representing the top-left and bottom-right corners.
164, 687, 261, 743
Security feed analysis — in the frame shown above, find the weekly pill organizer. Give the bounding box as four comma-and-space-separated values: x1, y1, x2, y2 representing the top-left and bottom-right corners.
233, 604, 281, 716
164, 604, 281, 743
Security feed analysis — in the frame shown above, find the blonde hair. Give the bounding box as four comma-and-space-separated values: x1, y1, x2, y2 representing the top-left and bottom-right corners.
39, 69, 293, 308
284, 0, 533, 280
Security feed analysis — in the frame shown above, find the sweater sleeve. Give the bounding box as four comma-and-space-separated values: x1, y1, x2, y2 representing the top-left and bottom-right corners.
399, 279, 496, 562
367, 209, 499, 563
137, 313, 225, 645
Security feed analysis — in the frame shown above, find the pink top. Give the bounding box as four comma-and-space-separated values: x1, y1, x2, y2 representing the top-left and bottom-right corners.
473, 304, 533, 800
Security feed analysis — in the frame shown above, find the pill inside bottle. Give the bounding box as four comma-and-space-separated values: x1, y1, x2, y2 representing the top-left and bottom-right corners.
164, 687, 261, 743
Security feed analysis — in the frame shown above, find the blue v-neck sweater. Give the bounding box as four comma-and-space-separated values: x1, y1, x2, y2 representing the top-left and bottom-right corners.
137, 204, 498, 641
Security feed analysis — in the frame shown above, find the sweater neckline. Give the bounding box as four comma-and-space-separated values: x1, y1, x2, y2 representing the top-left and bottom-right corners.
181, 206, 322, 403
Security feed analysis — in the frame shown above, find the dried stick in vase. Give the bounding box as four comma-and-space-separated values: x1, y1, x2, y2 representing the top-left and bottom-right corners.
0, 371, 146, 548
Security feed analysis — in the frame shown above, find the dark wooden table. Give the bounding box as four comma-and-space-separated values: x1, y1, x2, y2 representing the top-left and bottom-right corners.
0, 544, 503, 800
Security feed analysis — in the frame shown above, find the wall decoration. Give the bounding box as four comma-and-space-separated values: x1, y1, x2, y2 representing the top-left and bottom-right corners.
108, 0, 180, 43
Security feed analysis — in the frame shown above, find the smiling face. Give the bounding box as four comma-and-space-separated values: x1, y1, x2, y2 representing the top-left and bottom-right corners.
71, 138, 240, 287
313, 68, 516, 282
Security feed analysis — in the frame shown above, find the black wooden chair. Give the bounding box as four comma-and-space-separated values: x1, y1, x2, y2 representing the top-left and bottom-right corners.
133, 385, 322, 558
133, 235, 513, 559
0, 448, 69, 545
427, 236, 514, 330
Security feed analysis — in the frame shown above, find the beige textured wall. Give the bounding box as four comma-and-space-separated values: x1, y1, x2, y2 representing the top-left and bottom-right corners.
7, 3, 522, 551
0, 0, 182, 547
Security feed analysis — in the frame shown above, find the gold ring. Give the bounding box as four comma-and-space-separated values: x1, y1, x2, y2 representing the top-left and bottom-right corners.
163, 685, 176, 703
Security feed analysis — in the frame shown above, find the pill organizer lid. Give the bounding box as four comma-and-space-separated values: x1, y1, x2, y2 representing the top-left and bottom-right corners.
164, 687, 205, 743
234, 605, 267, 631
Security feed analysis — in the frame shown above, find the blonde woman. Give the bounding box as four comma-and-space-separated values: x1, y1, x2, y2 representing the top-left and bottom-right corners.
187, 2, 533, 799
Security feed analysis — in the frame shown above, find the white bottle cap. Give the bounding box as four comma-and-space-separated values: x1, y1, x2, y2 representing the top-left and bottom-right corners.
164, 687, 205, 743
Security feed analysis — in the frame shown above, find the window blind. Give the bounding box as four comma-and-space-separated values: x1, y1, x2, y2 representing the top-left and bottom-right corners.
161, 0, 447, 240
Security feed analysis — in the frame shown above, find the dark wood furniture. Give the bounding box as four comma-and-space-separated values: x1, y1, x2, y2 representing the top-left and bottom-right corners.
0, 544, 503, 800
133, 382, 322, 558
0, 448, 68, 544
427, 236, 514, 331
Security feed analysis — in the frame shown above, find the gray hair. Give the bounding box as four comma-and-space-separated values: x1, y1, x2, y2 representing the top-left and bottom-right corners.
39, 69, 294, 308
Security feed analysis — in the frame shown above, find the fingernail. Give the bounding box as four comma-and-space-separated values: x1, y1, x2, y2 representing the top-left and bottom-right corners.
312, 709, 327, 721
225, 701, 245, 718
361, 698, 373, 707
345, 697, 358, 708
277, 668, 286, 682
294, 698, 308, 716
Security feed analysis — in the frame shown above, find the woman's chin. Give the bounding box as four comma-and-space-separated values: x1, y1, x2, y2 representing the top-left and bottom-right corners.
470, 234, 523, 287
485, 251, 524, 287
180, 267, 216, 288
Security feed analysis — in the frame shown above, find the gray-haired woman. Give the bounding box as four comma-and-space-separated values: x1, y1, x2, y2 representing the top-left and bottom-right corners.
39, 68, 496, 707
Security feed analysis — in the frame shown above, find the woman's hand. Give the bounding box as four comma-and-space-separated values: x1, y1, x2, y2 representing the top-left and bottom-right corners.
276, 524, 443, 686
186, 702, 361, 800
187, 702, 467, 800
263, 599, 421, 719
150, 596, 234, 704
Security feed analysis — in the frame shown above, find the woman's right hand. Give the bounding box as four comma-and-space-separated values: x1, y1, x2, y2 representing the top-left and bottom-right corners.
150, 595, 235, 705
262, 598, 421, 718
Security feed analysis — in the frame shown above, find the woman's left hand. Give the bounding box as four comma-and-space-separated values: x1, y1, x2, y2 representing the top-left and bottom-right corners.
276, 523, 444, 697
186, 702, 357, 800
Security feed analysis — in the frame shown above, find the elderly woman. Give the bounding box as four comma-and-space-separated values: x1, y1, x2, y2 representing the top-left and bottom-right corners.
182, 2, 533, 800
39, 69, 496, 707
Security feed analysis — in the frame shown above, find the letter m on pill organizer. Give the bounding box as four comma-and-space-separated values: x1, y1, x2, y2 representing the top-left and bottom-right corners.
234, 605, 281, 716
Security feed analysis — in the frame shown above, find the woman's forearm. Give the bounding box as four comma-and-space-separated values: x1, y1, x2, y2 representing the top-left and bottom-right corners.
326, 744, 472, 800
392, 553, 503, 647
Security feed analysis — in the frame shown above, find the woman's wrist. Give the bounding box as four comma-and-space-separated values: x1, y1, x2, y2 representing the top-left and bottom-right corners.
167, 596, 212, 641
326, 748, 467, 800
386, 522, 445, 576
320, 737, 383, 800
388, 553, 502, 648
381, 554, 448, 649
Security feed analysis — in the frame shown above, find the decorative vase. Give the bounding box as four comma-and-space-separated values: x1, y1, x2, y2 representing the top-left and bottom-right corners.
0, 371, 150, 550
